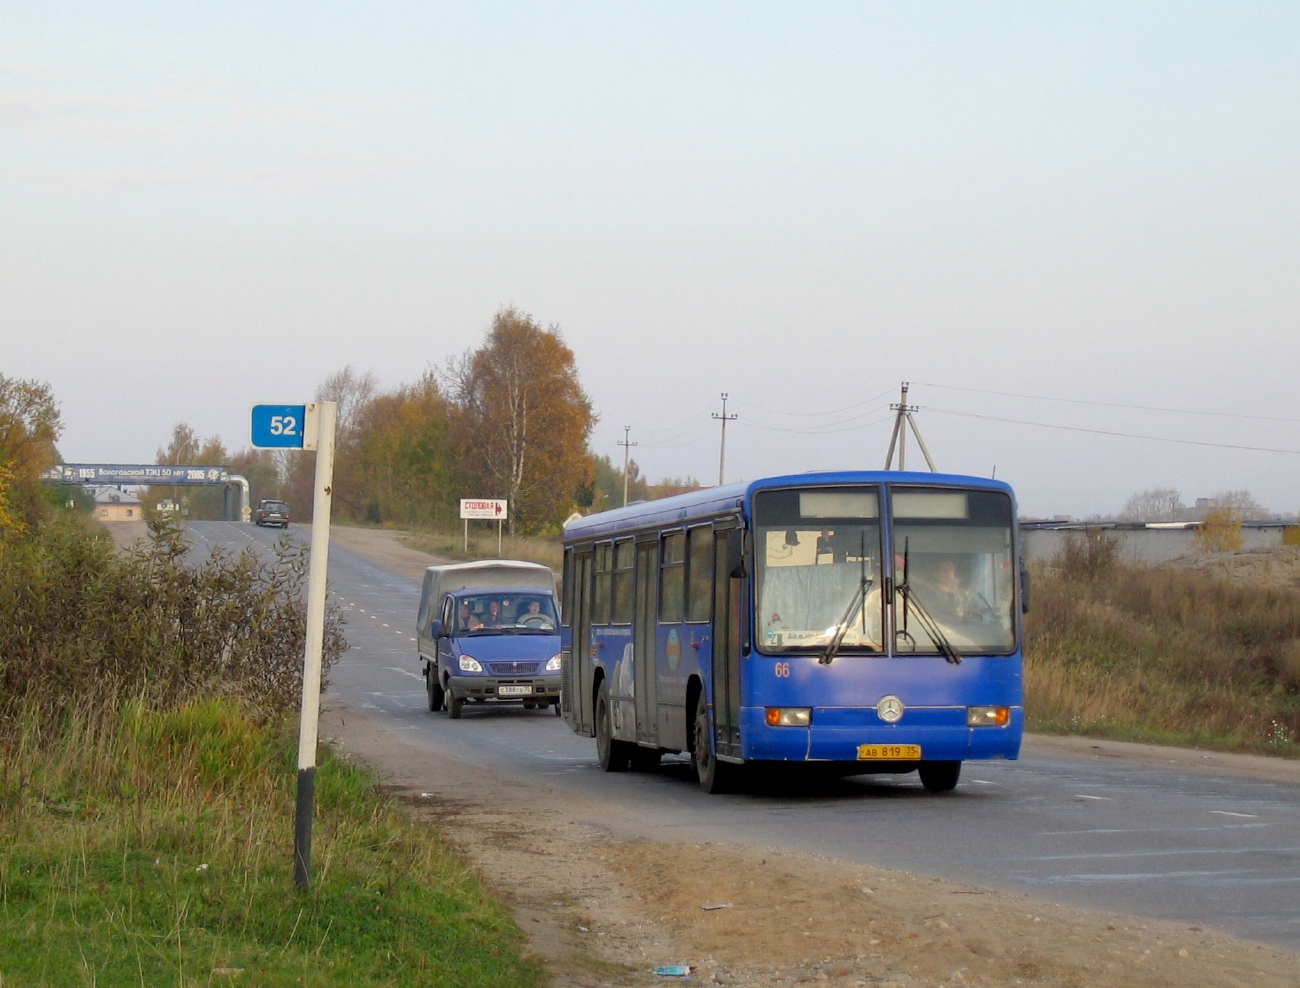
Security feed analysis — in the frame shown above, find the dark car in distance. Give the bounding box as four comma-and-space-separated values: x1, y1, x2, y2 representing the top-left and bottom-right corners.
254, 499, 290, 528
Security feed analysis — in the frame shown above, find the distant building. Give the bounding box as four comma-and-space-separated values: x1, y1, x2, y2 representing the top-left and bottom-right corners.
1020, 518, 1294, 564
91, 486, 141, 522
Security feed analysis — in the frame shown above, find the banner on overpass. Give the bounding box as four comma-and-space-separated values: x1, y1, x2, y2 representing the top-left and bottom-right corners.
42, 464, 231, 485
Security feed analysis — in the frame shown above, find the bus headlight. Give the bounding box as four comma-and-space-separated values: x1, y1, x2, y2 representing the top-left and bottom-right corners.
967, 706, 1010, 727
545, 653, 562, 672
765, 707, 812, 727
458, 655, 483, 673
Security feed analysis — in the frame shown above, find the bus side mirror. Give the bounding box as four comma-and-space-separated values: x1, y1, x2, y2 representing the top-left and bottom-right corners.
727, 529, 747, 579
1020, 568, 1031, 614
429, 619, 444, 639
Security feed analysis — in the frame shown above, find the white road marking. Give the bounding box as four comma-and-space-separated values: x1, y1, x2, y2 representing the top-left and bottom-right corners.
382, 623, 389, 627
1074, 794, 1111, 801
1211, 810, 1260, 819
384, 667, 425, 681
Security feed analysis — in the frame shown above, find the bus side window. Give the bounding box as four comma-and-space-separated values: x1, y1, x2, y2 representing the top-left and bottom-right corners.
561, 547, 573, 627
659, 532, 685, 623
611, 539, 635, 623
593, 543, 612, 625
686, 527, 713, 622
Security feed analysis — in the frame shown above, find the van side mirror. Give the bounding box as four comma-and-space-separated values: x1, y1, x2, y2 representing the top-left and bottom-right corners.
1020, 568, 1031, 614
429, 619, 444, 639
727, 529, 747, 579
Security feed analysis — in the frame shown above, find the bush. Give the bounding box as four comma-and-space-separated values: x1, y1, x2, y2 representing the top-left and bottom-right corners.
0, 509, 346, 722
1055, 528, 1121, 581
1193, 507, 1245, 554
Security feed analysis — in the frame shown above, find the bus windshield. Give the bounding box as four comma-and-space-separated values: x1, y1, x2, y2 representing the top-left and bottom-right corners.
891, 488, 1017, 655
754, 487, 884, 653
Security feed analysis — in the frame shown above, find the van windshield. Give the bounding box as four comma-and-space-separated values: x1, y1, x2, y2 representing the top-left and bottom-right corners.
454, 593, 558, 634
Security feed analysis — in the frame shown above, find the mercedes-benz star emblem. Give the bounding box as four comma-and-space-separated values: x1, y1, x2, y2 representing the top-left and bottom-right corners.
877, 695, 904, 723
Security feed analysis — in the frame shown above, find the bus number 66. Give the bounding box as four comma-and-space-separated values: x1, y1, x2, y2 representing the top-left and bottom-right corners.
774, 662, 791, 678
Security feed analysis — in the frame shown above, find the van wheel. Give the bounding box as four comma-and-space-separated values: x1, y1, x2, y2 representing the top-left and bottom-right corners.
448, 694, 464, 719
595, 681, 630, 772
426, 669, 444, 712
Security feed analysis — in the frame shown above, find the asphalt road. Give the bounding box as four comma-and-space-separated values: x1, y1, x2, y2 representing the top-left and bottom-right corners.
189, 520, 1300, 951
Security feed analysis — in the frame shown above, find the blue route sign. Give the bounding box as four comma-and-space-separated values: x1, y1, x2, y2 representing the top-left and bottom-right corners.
251, 404, 308, 449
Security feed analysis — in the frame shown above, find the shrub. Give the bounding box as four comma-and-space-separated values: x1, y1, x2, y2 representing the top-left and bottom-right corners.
1193, 507, 1245, 554
1055, 528, 1121, 581
0, 509, 346, 722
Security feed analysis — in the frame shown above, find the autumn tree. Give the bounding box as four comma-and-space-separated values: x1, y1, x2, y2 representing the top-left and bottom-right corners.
279, 366, 381, 522
148, 423, 230, 520
582, 453, 650, 511
354, 372, 457, 527
447, 308, 595, 534
0, 375, 62, 526
228, 447, 281, 509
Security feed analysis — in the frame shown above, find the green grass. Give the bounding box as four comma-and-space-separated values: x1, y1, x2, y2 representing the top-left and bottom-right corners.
0, 700, 543, 987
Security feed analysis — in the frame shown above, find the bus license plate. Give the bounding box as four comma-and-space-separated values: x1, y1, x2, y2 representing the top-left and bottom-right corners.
857, 744, 921, 760
498, 685, 532, 696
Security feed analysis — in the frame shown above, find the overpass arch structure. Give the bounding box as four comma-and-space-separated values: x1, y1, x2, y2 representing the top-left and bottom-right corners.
42, 464, 251, 522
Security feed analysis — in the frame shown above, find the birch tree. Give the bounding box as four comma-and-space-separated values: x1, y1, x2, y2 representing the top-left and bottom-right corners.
450, 307, 595, 534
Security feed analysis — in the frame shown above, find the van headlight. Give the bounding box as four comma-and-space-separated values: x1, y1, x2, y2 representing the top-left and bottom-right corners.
458, 655, 483, 673
545, 653, 562, 672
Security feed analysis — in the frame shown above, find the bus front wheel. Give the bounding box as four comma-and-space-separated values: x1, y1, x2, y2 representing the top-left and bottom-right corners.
595, 681, 630, 772
426, 668, 444, 712
918, 760, 961, 793
692, 693, 733, 794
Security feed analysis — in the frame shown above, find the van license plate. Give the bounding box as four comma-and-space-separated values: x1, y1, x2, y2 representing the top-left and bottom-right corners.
498, 685, 531, 696
857, 744, 921, 760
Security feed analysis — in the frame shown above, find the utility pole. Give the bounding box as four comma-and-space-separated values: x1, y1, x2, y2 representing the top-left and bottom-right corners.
883, 381, 937, 472
713, 393, 738, 486
617, 425, 637, 507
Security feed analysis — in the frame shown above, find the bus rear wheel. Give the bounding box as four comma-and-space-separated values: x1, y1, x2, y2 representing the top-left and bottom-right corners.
918, 760, 961, 793
692, 693, 733, 794
595, 681, 630, 772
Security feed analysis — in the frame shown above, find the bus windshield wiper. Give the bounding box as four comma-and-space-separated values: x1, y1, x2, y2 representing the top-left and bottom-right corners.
821, 532, 874, 666
897, 539, 962, 665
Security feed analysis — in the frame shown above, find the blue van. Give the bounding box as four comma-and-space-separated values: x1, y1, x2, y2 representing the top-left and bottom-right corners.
416, 561, 561, 718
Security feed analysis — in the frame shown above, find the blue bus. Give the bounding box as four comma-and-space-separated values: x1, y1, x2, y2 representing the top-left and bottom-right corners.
560, 470, 1026, 793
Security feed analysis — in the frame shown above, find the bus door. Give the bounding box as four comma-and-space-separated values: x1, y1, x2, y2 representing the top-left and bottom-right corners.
711, 525, 743, 758
571, 549, 595, 736
634, 539, 659, 746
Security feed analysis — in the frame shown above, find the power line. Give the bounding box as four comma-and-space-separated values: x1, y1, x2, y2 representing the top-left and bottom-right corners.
914, 382, 1300, 425
736, 407, 894, 435
730, 388, 897, 419
924, 405, 1300, 455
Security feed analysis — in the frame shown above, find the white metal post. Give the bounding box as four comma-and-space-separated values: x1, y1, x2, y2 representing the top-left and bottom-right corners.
294, 400, 336, 890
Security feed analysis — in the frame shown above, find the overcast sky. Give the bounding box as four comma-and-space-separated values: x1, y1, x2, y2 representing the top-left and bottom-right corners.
3, 3, 1298, 519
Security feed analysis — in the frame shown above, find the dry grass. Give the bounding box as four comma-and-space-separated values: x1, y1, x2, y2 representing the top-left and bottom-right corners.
394, 525, 562, 573
1025, 535, 1300, 753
